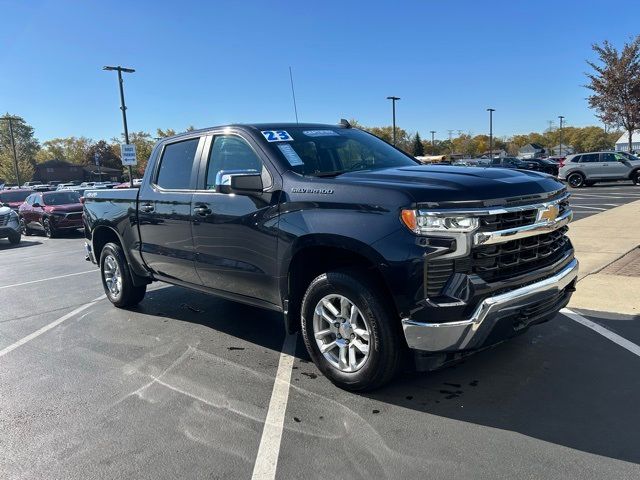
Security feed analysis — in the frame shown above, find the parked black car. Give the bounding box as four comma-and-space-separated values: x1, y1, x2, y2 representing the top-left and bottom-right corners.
83, 122, 578, 390
524, 158, 560, 176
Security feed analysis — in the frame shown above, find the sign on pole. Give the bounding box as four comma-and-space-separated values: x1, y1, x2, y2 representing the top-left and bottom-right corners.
94, 152, 100, 166
120, 144, 137, 166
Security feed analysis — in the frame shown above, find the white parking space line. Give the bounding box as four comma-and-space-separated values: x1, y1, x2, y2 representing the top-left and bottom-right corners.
562, 308, 640, 358
251, 333, 297, 480
0, 270, 96, 290
570, 205, 607, 211
0, 294, 103, 358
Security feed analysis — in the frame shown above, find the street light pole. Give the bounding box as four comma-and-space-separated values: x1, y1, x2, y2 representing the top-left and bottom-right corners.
558, 115, 564, 157
430, 130, 436, 155
1, 115, 21, 186
386, 96, 400, 145
487, 108, 495, 159
103, 65, 135, 186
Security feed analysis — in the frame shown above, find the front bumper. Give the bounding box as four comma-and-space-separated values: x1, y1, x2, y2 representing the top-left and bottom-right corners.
402, 258, 578, 352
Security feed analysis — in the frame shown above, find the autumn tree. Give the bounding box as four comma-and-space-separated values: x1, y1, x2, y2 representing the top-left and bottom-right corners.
36, 136, 92, 165
87, 140, 122, 169
0, 114, 39, 184
586, 36, 640, 152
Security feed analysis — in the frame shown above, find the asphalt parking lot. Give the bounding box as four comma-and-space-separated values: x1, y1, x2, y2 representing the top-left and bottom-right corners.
1, 204, 639, 479
567, 182, 640, 221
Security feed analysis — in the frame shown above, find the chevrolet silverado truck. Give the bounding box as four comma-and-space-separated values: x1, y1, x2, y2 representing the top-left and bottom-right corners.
83, 121, 578, 390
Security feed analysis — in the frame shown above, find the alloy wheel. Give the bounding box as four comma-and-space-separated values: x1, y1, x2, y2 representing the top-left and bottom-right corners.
312, 294, 371, 373
103, 254, 123, 298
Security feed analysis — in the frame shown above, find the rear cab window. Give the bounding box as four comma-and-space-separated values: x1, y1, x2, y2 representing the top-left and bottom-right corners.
155, 138, 201, 190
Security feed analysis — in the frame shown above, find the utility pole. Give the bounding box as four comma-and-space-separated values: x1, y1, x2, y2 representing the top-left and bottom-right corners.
103, 65, 135, 186
487, 108, 495, 159
430, 131, 436, 155
386, 96, 400, 145
447, 129, 454, 154
0, 115, 21, 186
558, 115, 565, 157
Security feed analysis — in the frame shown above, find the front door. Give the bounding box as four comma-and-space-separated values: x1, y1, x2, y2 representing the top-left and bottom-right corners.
137, 136, 204, 285
191, 132, 281, 305
600, 152, 632, 179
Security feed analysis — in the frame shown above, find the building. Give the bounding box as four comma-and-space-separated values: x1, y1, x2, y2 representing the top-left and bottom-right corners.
33, 159, 122, 183
615, 130, 640, 152
518, 143, 546, 159
550, 144, 574, 156
480, 149, 507, 159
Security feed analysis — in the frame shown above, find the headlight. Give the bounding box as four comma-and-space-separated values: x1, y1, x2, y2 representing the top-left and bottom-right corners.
401, 209, 479, 234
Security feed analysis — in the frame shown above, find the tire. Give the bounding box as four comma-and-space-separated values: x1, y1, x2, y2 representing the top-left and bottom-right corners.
301, 270, 402, 391
43, 218, 56, 238
99, 242, 147, 308
19, 218, 33, 236
567, 172, 585, 188
633, 170, 640, 185
8, 231, 21, 245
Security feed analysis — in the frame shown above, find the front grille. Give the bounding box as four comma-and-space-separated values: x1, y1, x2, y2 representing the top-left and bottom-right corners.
0, 213, 8, 226
469, 226, 570, 282
479, 209, 537, 231
66, 212, 82, 219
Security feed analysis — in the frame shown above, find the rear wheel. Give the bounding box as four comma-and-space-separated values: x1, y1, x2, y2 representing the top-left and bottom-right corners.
567, 172, 585, 188
19, 218, 33, 236
633, 170, 640, 185
301, 270, 402, 391
100, 242, 146, 308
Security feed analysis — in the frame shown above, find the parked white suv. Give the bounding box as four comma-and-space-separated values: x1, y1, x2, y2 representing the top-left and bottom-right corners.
558, 151, 640, 187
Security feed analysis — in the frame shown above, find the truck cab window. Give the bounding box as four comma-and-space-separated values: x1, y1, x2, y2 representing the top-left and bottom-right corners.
156, 138, 200, 189
205, 135, 263, 190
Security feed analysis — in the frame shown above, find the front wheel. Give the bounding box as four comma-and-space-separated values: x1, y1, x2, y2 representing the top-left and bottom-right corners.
567, 172, 585, 188
301, 270, 402, 391
43, 218, 56, 238
8, 231, 21, 245
19, 218, 33, 236
100, 242, 146, 308
633, 170, 640, 185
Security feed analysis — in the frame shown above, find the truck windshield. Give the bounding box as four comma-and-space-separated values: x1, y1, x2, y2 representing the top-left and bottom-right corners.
42, 191, 80, 205
265, 127, 417, 177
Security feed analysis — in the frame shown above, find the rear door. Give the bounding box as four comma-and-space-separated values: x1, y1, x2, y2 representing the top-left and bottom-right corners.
191, 131, 281, 305
578, 153, 601, 179
137, 135, 205, 284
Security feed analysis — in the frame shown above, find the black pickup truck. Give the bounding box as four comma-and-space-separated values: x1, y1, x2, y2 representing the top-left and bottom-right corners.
83, 121, 578, 390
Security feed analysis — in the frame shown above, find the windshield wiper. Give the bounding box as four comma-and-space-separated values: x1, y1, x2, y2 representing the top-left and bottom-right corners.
313, 170, 350, 178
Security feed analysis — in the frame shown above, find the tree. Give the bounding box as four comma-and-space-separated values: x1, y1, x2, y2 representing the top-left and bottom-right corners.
0, 114, 39, 184
87, 140, 122, 170
586, 36, 640, 152
412, 132, 425, 156
36, 136, 92, 165
156, 128, 177, 138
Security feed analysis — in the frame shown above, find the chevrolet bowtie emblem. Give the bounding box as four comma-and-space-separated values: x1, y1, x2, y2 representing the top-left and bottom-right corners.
538, 204, 559, 222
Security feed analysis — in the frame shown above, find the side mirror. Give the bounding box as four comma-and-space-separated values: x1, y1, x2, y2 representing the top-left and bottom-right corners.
215, 169, 263, 194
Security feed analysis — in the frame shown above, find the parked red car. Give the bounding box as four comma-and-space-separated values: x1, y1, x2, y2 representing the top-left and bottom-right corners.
0, 189, 33, 212
18, 190, 83, 238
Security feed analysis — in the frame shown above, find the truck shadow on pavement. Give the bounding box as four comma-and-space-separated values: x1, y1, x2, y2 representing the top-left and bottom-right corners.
365, 316, 640, 465
131, 286, 639, 465
0, 239, 43, 249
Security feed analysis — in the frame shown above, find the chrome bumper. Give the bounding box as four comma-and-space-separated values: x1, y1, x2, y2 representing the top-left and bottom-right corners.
402, 258, 579, 352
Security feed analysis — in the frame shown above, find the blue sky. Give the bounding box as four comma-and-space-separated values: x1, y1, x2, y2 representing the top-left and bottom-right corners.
1, 0, 638, 142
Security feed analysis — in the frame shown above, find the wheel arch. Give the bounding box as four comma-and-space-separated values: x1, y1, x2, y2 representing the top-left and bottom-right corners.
281, 236, 397, 334
92, 225, 151, 286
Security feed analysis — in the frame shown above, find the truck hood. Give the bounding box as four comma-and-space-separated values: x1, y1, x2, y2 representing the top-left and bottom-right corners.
44, 203, 83, 213
335, 165, 565, 207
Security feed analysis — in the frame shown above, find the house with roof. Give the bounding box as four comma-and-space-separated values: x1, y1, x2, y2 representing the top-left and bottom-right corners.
518, 143, 545, 159
550, 144, 574, 156
479, 149, 507, 159
615, 130, 640, 152
33, 159, 122, 183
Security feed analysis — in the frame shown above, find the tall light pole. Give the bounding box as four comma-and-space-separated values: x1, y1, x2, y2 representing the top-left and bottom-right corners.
487, 108, 495, 159
0, 115, 21, 186
430, 130, 436, 155
103, 65, 135, 186
386, 96, 400, 145
558, 115, 565, 157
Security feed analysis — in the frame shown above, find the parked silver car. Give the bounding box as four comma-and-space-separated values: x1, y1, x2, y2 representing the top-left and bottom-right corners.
558, 151, 640, 187
0, 203, 21, 244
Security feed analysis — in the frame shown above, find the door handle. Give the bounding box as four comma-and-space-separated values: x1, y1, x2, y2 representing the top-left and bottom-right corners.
140, 203, 155, 213
194, 205, 212, 216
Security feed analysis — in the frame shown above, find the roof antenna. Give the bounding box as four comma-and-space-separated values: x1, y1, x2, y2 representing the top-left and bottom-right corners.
289, 66, 299, 124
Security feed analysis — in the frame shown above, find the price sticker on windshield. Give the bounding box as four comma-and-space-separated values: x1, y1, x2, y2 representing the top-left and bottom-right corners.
261, 130, 294, 142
